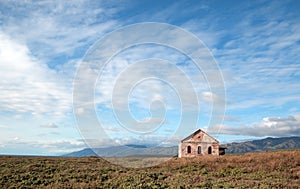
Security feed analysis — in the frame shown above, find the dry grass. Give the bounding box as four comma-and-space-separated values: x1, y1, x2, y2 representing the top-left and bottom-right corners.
1, 150, 300, 188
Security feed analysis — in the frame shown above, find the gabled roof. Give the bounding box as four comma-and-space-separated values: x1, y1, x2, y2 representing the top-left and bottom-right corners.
180, 128, 219, 143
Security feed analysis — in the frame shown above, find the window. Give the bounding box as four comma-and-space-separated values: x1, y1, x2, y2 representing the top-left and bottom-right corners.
208, 146, 212, 154
198, 146, 201, 154
187, 146, 191, 153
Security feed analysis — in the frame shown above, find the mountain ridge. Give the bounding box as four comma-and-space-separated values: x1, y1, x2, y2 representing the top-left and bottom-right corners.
224, 136, 300, 154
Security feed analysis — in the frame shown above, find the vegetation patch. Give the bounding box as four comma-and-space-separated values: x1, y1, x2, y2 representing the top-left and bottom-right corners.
0, 150, 300, 188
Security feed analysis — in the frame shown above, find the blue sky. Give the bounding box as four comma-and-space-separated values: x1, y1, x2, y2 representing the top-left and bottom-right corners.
0, 0, 300, 155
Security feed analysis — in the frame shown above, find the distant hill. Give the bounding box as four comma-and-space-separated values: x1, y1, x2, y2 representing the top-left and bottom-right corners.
225, 136, 300, 154
64, 145, 177, 158
64, 148, 98, 157
64, 136, 300, 157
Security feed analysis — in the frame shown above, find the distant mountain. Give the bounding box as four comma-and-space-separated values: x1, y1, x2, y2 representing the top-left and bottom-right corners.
64, 148, 98, 157
64, 145, 177, 158
125, 144, 147, 148
64, 136, 300, 157
225, 136, 300, 154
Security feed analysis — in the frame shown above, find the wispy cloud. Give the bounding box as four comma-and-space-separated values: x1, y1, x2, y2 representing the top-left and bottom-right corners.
209, 2, 300, 112
40, 123, 59, 128
0, 1, 117, 61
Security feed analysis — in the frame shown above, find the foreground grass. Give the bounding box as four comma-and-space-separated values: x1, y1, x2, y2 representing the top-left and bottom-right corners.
1, 150, 300, 188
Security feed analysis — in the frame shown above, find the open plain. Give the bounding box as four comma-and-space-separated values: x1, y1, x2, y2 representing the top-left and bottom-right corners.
1, 150, 300, 188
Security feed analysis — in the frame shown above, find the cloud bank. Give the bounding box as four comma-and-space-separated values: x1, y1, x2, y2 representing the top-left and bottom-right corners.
214, 114, 300, 137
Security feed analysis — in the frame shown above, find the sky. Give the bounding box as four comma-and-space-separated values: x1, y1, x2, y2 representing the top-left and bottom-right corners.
0, 0, 300, 156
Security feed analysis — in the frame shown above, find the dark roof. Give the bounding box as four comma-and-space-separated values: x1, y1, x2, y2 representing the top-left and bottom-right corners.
180, 129, 219, 143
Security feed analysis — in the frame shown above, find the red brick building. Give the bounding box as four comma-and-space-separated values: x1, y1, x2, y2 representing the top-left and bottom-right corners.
178, 129, 226, 158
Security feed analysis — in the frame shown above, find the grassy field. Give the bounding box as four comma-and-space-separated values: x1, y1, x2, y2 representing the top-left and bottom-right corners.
1, 150, 300, 188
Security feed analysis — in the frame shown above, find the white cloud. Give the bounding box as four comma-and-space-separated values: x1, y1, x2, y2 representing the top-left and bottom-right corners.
90, 44, 223, 112
212, 114, 300, 137
0, 137, 86, 155
0, 33, 70, 116
201, 91, 224, 104
132, 117, 167, 133
39, 139, 85, 154
40, 123, 59, 128
74, 107, 85, 115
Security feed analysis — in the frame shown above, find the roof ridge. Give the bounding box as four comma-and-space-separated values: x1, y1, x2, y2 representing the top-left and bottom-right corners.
180, 128, 219, 143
